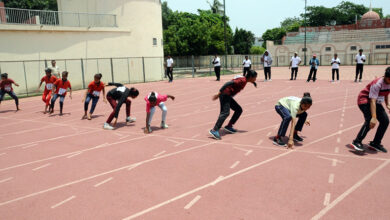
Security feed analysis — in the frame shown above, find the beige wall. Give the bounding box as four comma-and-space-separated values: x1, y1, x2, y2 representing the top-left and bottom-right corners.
0, 0, 164, 94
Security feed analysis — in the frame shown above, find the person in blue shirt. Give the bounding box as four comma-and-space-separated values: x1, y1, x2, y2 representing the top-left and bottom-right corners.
307, 54, 320, 82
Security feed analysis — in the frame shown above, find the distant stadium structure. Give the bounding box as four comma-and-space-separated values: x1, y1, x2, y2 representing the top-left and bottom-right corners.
266, 6, 390, 66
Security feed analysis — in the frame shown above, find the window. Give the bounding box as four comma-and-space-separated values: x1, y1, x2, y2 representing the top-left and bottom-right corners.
387, 45, 390, 48
376, 45, 390, 49
376, 45, 381, 49
381, 45, 386, 49
153, 38, 157, 46
350, 46, 357, 51
325, 47, 331, 51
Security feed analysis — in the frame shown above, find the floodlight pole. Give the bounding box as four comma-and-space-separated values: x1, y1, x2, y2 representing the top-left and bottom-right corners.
223, 0, 228, 70
304, 0, 307, 66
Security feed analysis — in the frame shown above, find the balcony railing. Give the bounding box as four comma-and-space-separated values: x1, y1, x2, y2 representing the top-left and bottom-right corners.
0, 7, 117, 27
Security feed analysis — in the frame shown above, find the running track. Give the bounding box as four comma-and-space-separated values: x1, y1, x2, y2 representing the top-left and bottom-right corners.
0, 66, 389, 219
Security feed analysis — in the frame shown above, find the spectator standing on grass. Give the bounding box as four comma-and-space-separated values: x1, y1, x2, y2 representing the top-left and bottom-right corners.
331, 54, 341, 82
262, 50, 273, 82
49, 60, 60, 78
351, 67, 390, 153
355, 49, 366, 83
212, 54, 221, 81
289, 52, 301, 80
166, 55, 174, 83
242, 56, 251, 77
307, 54, 320, 82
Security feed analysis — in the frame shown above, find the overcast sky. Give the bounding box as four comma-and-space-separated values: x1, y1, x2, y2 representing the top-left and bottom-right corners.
164, 0, 390, 37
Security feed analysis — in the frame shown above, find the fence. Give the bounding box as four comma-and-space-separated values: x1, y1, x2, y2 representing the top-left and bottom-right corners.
0, 7, 117, 27
0, 57, 164, 97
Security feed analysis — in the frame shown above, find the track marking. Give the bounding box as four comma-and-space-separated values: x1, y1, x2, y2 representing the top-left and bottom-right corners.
67, 152, 82, 159
127, 163, 141, 171
256, 139, 263, 145
230, 161, 240, 169
166, 139, 182, 145
184, 195, 201, 210
191, 134, 201, 138
266, 132, 272, 137
32, 163, 51, 171
323, 193, 331, 206
0, 177, 13, 184
233, 147, 250, 153
119, 135, 130, 140
317, 156, 345, 166
339, 123, 343, 128
21, 144, 38, 149
312, 160, 390, 220
175, 142, 185, 147
0, 153, 5, 156
328, 174, 335, 184
336, 137, 341, 143
245, 150, 253, 156
334, 147, 339, 154
153, 151, 166, 157
94, 177, 113, 187
122, 151, 292, 220
51, 196, 76, 209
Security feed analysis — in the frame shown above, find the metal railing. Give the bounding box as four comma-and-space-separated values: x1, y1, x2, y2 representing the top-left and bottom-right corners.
0, 7, 117, 27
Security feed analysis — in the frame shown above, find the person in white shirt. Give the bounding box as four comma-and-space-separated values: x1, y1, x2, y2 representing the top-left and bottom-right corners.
166, 55, 174, 83
289, 52, 301, 80
355, 49, 366, 83
242, 56, 251, 76
49, 60, 60, 78
212, 54, 221, 81
262, 51, 273, 81
331, 54, 341, 82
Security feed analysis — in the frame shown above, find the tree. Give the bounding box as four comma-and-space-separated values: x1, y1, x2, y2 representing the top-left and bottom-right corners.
3, 0, 57, 10
161, 1, 173, 30
232, 28, 255, 54
250, 46, 265, 55
261, 27, 286, 48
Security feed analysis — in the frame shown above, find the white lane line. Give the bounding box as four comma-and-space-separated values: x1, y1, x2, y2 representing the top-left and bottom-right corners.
153, 151, 166, 157
119, 135, 130, 140
332, 159, 338, 167
121, 151, 292, 220
184, 195, 201, 210
0, 153, 5, 156
334, 147, 339, 154
127, 163, 141, 171
256, 139, 263, 146
32, 163, 51, 171
312, 160, 390, 220
245, 150, 253, 156
191, 134, 200, 139
51, 196, 76, 209
233, 147, 250, 153
230, 161, 240, 169
67, 152, 82, 159
94, 177, 113, 187
339, 123, 343, 128
337, 137, 341, 143
175, 142, 185, 147
22, 144, 38, 149
328, 174, 335, 184
0, 177, 13, 184
266, 132, 272, 137
317, 156, 345, 164
323, 193, 331, 206
166, 139, 182, 145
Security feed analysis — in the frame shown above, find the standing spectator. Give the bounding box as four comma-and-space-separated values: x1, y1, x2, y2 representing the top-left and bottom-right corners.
331, 54, 341, 82
212, 54, 221, 81
307, 54, 320, 82
355, 49, 366, 83
289, 52, 301, 80
262, 50, 273, 82
49, 60, 60, 78
166, 55, 174, 83
242, 56, 251, 77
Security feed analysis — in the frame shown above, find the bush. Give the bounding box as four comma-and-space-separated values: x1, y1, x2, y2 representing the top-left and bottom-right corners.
250, 46, 266, 55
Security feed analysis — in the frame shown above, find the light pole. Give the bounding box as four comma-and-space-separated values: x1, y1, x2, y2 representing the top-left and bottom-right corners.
304, 0, 307, 66
223, 0, 228, 70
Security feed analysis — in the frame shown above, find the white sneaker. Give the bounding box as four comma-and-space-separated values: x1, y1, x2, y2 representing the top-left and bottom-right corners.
331, 80, 334, 83
268, 79, 272, 82
126, 116, 136, 123
161, 121, 169, 129
103, 123, 114, 130
264, 79, 268, 82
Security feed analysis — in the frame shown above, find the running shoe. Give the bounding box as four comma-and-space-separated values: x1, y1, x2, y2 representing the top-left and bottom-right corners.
103, 123, 114, 130
209, 129, 221, 140
161, 121, 169, 129
351, 140, 364, 151
293, 134, 304, 142
273, 137, 286, 147
126, 116, 136, 123
369, 141, 387, 153
224, 126, 237, 134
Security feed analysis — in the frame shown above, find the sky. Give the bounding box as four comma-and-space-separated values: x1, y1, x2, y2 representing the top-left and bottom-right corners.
164, 0, 390, 37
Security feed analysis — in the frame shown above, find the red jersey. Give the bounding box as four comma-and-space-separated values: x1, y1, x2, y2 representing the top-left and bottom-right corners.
358, 77, 390, 105
220, 76, 247, 96
0, 79, 15, 92
41, 75, 57, 91
87, 81, 105, 97
54, 79, 71, 96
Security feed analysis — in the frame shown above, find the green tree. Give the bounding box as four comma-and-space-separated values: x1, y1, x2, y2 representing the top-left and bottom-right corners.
250, 46, 265, 55
3, 0, 57, 10
161, 1, 173, 30
280, 17, 302, 32
232, 28, 255, 54
261, 27, 286, 48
